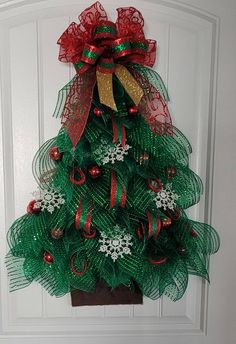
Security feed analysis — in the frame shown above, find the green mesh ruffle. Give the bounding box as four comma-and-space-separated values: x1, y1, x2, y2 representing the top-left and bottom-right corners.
6, 68, 219, 301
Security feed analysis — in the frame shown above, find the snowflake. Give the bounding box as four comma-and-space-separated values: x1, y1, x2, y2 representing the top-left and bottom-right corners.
98, 224, 133, 262
94, 138, 131, 165
32, 187, 65, 214
152, 183, 179, 210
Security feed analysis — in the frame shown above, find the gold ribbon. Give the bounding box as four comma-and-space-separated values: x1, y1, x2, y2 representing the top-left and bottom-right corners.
96, 71, 117, 111
96, 64, 144, 111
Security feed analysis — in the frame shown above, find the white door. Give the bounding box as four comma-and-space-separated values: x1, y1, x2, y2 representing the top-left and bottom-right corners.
0, 0, 235, 343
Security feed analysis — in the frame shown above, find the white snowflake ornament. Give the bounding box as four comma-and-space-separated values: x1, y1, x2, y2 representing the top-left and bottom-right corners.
94, 138, 131, 165
98, 224, 133, 262
32, 187, 65, 214
152, 183, 179, 210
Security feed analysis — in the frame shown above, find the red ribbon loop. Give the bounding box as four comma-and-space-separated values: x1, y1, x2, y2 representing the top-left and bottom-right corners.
93, 20, 117, 40
70, 168, 86, 185
149, 257, 167, 265
81, 43, 104, 64
83, 229, 96, 239
164, 208, 181, 221
147, 178, 163, 193
136, 223, 145, 240
71, 255, 88, 276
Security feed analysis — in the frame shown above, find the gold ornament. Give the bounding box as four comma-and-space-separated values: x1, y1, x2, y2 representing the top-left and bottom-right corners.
51, 228, 63, 239
139, 152, 149, 165
166, 166, 177, 179
39, 169, 56, 184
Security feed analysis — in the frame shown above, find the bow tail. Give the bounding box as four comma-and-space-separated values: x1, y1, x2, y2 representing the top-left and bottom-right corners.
114, 64, 144, 105
128, 66, 173, 135
96, 64, 144, 111
61, 68, 97, 147
96, 70, 117, 111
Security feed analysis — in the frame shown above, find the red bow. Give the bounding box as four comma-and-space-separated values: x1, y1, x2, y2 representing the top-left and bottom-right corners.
57, 2, 156, 69
55, 2, 172, 147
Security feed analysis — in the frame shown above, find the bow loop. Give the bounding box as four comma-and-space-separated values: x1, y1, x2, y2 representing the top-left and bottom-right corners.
81, 43, 104, 65
93, 20, 117, 40
97, 57, 115, 74
111, 37, 132, 59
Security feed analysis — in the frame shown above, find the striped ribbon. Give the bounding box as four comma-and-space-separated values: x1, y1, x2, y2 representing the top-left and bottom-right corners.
110, 170, 126, 208
111, 113, 126, 147
75, 200, 94, 236
146, 210, 161, 239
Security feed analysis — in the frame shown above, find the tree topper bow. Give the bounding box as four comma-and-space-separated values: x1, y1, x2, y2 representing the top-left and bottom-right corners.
56, 2, 171, 146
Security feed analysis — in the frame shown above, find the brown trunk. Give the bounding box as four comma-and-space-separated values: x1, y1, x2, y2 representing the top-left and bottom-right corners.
71, 281, 143, 306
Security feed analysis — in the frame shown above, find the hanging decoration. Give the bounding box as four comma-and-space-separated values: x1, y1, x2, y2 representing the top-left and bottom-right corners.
32, 187, 65, 214
5, 2, 219, 303
151, 183, 179, 211
98, 225, 133, 262
94, 138, 131, 165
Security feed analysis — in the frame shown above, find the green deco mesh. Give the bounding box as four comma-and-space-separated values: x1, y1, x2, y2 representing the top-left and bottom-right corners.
6, 66, 219, 301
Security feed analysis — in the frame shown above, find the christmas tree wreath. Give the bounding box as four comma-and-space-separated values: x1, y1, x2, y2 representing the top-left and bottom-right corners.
6, 2, 219, 302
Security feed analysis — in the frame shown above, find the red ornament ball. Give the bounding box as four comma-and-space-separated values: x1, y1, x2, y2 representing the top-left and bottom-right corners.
88, 165, 101, 178
27, 200, 41, 215
51, 228, 64, 239
191, 230, 198, 237
166, 166, 177, 179
43, 251, 54, 264
162, 217, 172, 228
93, 107, 103, 117
49, 146, 62, 161
128, 105, 138, 115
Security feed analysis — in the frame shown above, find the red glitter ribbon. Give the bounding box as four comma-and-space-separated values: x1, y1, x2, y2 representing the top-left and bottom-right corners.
70, 168, 86, 185
147, 178, 163, 193
58, 3, 156, 68
128, 66, 173, 135
149, 257, 167, 265
164, 208, 181, 221
71, 255, 88, 276
61, 69, 96, 147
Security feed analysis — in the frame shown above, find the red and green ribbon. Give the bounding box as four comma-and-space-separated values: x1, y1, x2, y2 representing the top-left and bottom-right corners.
110, 170, 126, 208
93, 21, 117, 40
73, 20, 149, 76
75, 200, 93, 234
111, 113, 126, 146
111, 38, 148, 59
146, 210, 161, 239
